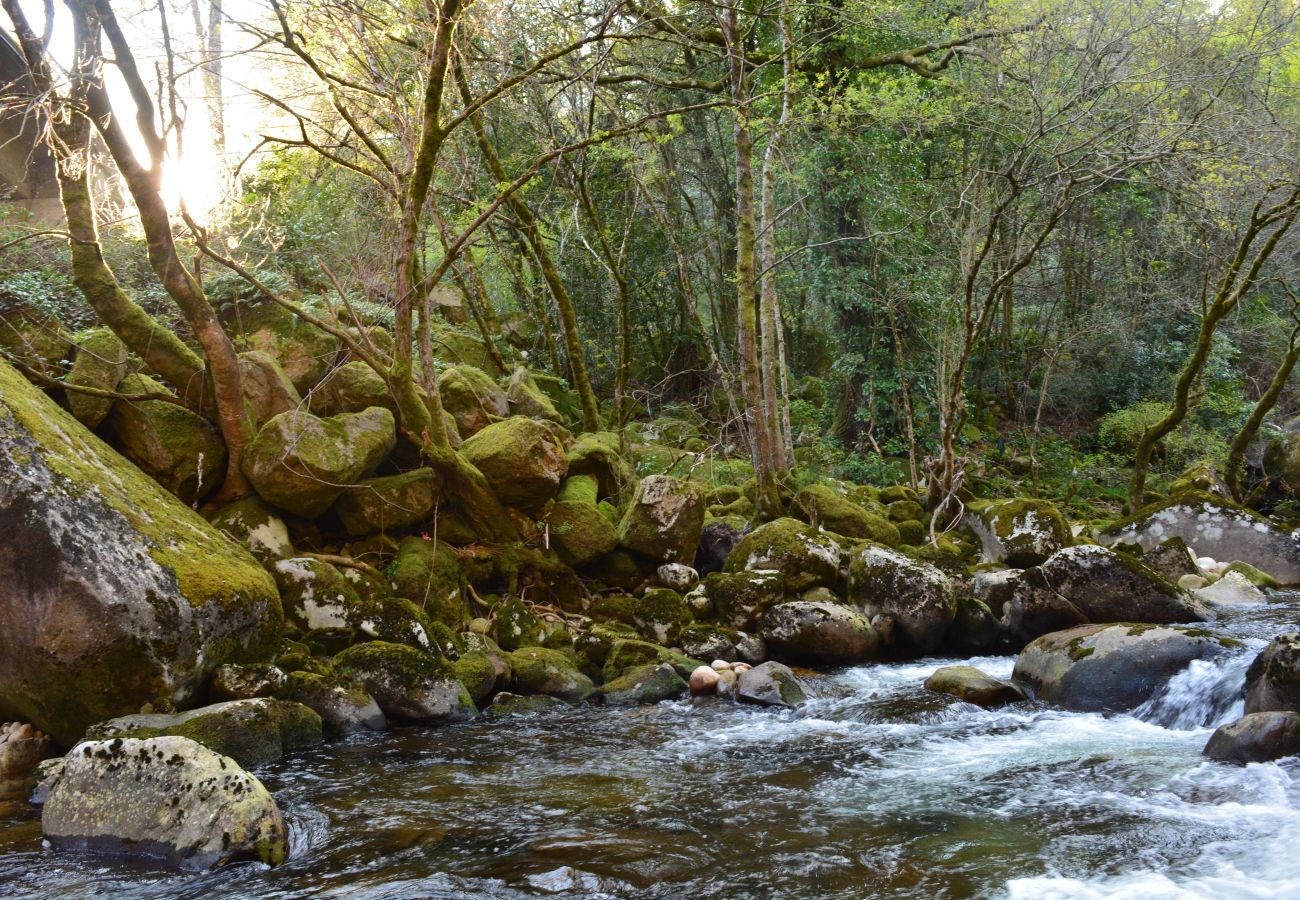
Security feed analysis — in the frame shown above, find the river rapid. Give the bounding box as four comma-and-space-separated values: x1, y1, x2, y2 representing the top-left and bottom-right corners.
2, 600, 1298, 900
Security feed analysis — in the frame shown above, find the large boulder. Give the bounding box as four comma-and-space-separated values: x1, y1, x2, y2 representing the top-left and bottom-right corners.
65, 328, 128, 428
1244, 632, 1300, 714
1003, 545, 1211, 645
847, 544, 955, 652
618, 475, 705, 563
566, 433, 631, 500
1203, 711, 1300, 764
238, 350, 301, 429
104, 374, 228, 505
1012, 623, 1235, 712
762, 600, 878, 666
437, 365, 508, 438
459, 416, 568, 513
724, 517, 841, 592
924, 666, 1026, 708
40, 736, 287, 869
794, 483, 899, 545
600, 663, 687, 705
507, 647, 596, 702
1099, 491, 1300, 585
965, 498, 1070, 567
85, 698, 322, 769
310, 360, 393, 417
506, 366, 561, 421
235, 302, 340, 393
0, 361, 282, 746
333, 468, 440, 536
546, 500, 619, 567
271, 557, 359, 632
705, 570, 786, 631
333, 642, 474, 723
243, 407, 396, 518
389, 537, 465, 629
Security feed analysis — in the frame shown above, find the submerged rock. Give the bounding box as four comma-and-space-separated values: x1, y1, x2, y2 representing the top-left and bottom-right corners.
484, 692, 568, 718
965, 498, 1070, 567
1244, 632, 1300, 714
0, 360, 282, 746
1100, 491, 1300, 585
847, 544, 955, 652
619, 474, 705, 563
924, 666, 1025, 708
762, 600, 878, 666
1003, 545, 1211, 645
725, 518, 841, 592
1194, 571, 1267, 607
1203, 711, 1300, 764
85, 698, 322, 769
736, 661, 808, 708
1012, 623, 1234, 713
41, 736, 287, 869
243, 407, 396, 518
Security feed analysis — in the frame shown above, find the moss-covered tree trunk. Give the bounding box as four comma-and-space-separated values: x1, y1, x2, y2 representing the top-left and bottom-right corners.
1227, 312, 1300, 501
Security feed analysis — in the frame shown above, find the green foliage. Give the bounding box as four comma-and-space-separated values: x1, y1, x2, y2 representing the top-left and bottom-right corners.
1098, 401, 1173, 454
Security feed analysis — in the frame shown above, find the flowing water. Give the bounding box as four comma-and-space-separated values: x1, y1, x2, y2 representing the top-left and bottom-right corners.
3, 600, 1299, 899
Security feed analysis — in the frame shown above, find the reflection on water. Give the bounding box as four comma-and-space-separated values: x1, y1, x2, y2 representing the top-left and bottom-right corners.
2, 602, 1299, 899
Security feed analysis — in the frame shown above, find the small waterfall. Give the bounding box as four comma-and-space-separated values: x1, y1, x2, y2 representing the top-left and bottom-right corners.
1132, 652, 1252, 730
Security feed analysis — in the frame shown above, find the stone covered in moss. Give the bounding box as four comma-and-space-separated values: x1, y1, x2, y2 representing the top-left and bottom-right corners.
847, 544, 956, 652
618, 474, 705, 563
310, 360, 394, 417
333, 641, 473, 722
579, 549, 647, 590
506, 366, 561, 421
589, 594, 638, 625
574, 623, 639, 675
886, 499, 926, 524
437, 365, 508, 438
389, 536, 465, 630
244, 407, 396, 518
924, 665, 1025, 708
724, 517, 841, 592
633, 588, 694, 645
507, 647, 595, 702
601, 638, 702, 683
705, 570, 787, 631
209, 663, 286, 703
433, 328, 504, 376
0, 360, 282, 746
334, 468, 440, 536
547, 500, 619, 567
347, 595, 437, 651
453, 650, 504, 707
492, 595, 545, 651
86, 698, 322, 769
207, 496, 294, 562
1169, 460, 1230, 500
0, 308, 70, 377
1223, 561, 1280, 590
235, 301, 340, 393
41, 736, 288, 869
880, 485, 919, 505
1138, 536, 1200, 583
557, 474, 600, 505
65, 327, 128, 428
280, 671, 386, 736
238, 350, 301, 429
272, 557, 358, 632
532, 374, 583, 423
965, 498, 1071, 567
460, 416, 568, 512
795, 483, 900, 545
600, 663, 687, 705
678, 624, 736, 662
895, 520, 926, 546
104, 373, 227, 505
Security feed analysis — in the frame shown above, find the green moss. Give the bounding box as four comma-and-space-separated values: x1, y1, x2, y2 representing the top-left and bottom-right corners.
880, 485, 920, 504
506, 647, 595, 701
491, 595, 544, 650
546, 500, 618, 567
557, 474, 600, 504
705, 570, 786, 630
1222, 561, 1280, 590
334, 468, 439, 537
601, 638, 703, 683
633, 588, 694, 645
589, 595, 638, 625
452, 651, 500, 706
334, 640, 453, 688
389, 536, 466, 629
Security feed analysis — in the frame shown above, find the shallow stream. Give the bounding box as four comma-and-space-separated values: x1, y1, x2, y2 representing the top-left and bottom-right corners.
3, 601, 1299, 899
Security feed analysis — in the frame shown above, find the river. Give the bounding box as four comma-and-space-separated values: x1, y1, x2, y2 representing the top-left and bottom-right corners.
2, 600, 1298, 899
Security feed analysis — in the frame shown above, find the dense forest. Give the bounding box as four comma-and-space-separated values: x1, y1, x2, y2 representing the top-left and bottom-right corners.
3, 0, 1300, 894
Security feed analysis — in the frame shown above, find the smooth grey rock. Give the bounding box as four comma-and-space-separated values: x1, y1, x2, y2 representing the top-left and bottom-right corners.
847, 544, 955, 652
736, 661, 808, 708
762, 600, 878, 666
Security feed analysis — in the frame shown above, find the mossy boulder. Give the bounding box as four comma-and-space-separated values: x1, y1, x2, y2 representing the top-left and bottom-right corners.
389, 537, 465, 630
85, 698, 322, 769
433, 328, 503, 376
600, 663, 687, 705
601, 638, 702, 682
762, 600, 878, 666
705, 570, 786, 631
678, 624, 736, 662
1004, 545, 1212, 646
492, 595, 545, 651
633, 588, 694, 645
588, 594, 639, 626
1100, 491, 1300, 585
924, 665, 1025, 708
272, 557, 359, 632
794, 483, 900, 545
333, 642, 474, 723
507, 647, 595, 702
547, 500, 619, 567
280, 671, 386, 736
459, 416, 568, 513
206, 497, 294, 562
724, 518, 841, 592
1169, 460, 1230, 500
574, 622, 639, 674
0, 360, 282, 746
334, 468, 440, 537
238, 350, 301, 429
880, 485, 919, 505
618, 475, 705, 563
209, 663, 287, 703
1012, 623, 1234, 712
506, 366, 561, 421
896, 520, 926, 546
453, 650, 504, 707
1139, 537, 1200, 583
847, 544, 956, 652
235, 302, 340, 393
65, 328, 128, 428
0, 308, 70, 378
41, 736, 287, 869
965, 498, 1071, 568
437, 365, 508, 438
346, 595, 438, 651
532, 374, 582, 424
104, 374, 227, 505
315, 360, 396, 418
558, 473, 600, 504
243, 407, 396, 518
886, 499, 926, 524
